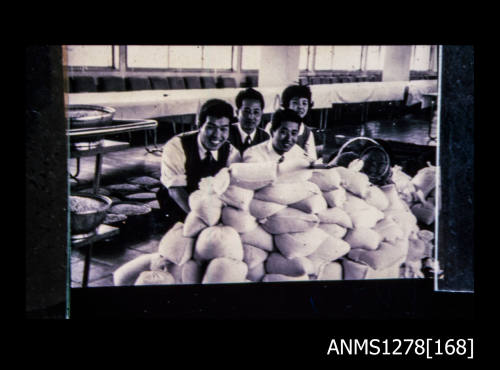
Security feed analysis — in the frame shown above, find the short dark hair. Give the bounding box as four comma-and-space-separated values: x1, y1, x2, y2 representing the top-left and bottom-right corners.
198, 99, 235, 127
235, 88, 265, 110
270, 108, 302, 133
280, 84, 314, 109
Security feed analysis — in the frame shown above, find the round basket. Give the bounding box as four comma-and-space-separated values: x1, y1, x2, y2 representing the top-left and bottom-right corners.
108, 201, 153, 240
68, 105, 116, 150
67, 105, 116, 128
331, 136, 391, 185
109, 201, 152, 217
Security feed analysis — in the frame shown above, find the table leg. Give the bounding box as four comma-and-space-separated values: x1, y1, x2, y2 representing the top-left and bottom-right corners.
69, 157, 81, 182
144, 129, 162, 154
428, 101, 437, 141
93, 153, 103, 194
361, 102, 368, 123
82, 242, 93, 288
323, 108, 329, 131
388, 101, 394, 122
333, 104, 342, 121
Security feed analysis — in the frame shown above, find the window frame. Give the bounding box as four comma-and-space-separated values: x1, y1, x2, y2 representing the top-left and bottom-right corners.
410, 45, 435, 72
312, 45, 334, 72
65, 45, 237, 73
331, 45, 364, 72
362, 45, 385, 71
240, 45, 262, 72
65, 45, 437, 76
298, 45, 312, 72
64, 45, 120, 72
300, 45, 436, 74
303, 45, 372, 73
202, 45, 235, 71
125, 45, 236, 72
124, 45, 170, 71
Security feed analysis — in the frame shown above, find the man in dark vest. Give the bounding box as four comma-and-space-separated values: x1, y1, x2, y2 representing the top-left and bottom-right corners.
156, 99, 241, 222
229, 88, 270, 155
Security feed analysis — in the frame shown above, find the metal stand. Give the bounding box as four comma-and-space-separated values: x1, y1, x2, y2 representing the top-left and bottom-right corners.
71, 224, 119, 288
144, 129, 162, 154
93, 153, 103, 194
82, 242, 94, 288
423, 93, 438, 142
69, 157, 81, 182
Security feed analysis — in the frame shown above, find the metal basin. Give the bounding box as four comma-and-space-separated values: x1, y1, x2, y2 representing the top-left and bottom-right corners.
70, 192, 112, 235
67, 105, 116, 128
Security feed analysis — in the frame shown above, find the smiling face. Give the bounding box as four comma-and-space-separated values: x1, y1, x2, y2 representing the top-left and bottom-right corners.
288, 97, 309, 119
238, 98, 263, 134
199, 115, 230, 151
272, 120, 300, 154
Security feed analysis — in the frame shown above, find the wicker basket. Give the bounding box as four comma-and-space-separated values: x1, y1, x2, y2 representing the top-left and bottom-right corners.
329, 136, 392, 185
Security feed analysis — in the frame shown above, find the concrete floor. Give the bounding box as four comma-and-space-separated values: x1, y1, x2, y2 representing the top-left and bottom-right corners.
68, 116, 437, 289
69, 141, 171, 288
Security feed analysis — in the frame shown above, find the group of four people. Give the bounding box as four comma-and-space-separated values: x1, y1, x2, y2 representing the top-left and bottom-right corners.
157, 84, 318, 223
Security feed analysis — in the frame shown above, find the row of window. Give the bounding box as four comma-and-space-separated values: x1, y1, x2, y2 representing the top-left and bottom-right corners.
65, 45, 437, 72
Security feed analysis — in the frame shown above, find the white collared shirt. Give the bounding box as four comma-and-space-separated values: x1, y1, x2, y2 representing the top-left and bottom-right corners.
160, 130, 241, 188
236, 122, 256, 144
264, 121, 317, 160
197, 131, 219, 161
242, 139, 310, 164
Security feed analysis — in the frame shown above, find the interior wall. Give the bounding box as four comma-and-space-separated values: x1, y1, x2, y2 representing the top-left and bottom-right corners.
382, 46, 412, 81
258, 46, 300, 87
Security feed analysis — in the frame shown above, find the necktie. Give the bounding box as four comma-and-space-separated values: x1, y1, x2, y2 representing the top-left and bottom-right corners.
242, 135, 252, 152
205, 151, 215, 164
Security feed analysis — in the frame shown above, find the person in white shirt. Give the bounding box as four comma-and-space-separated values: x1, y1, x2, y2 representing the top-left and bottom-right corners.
229, 88, 270, 155
157, 99, 241, 221
243, 108, 312, 164
264, 84, 318, 161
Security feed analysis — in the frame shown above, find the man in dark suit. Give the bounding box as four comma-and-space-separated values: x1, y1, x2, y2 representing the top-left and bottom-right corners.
229, 88, 270, 155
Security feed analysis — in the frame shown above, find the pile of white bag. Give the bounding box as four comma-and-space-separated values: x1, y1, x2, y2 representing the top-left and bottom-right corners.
113, 159, 437, 286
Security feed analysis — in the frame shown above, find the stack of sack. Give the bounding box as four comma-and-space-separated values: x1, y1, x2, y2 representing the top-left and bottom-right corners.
390, 163, 437, 226
113, 159, 437, 286
389, 162, 438, 278
409, 163, 437, 227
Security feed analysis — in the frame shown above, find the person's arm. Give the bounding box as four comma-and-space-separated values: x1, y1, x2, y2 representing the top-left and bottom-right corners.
160, 136, 188, 189
167, 187, 190, 214
304, 130, 318, 161
160, 136, 191, 213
